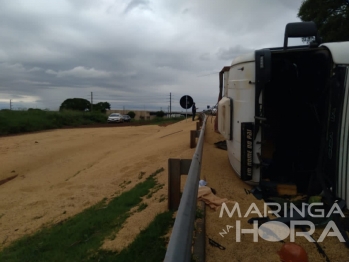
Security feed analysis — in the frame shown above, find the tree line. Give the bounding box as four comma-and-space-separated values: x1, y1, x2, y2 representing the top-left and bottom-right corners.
58, 98, 166, 118
59, 98, 110, 113
298, 0, 349, 42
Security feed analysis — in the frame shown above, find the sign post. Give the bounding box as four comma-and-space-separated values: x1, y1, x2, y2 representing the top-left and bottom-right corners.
186, 96, 187, 121
180, 95, 194, 121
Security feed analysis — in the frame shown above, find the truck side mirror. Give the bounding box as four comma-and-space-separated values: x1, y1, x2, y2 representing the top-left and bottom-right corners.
283, 21, 321, 50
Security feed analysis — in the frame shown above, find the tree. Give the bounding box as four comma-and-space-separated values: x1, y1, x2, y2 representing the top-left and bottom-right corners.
156, 110, 165, 117
93, 102, 110, 113
298, 0, 349, 42
59, 98, 91, 111
127, 111, 136, 119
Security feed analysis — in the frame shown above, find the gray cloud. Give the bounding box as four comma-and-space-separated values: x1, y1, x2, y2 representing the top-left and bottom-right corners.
217, 45, 253, 61
124, 0, 151, 14
46, 67, 112, 79
0, 0, 305, 111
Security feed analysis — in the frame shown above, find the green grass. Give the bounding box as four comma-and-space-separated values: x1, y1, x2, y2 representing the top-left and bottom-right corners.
0, 110, 184, 136
136, 203, 148, 212
0, 110, 107, 135
87, 211, 174, 262
0, 168, 170, 262
159, 194, 166, 203
146, 183, 164, 199
195, 206, 204, 219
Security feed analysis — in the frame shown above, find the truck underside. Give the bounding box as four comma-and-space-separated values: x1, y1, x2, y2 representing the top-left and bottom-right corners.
260, 48, 333, 194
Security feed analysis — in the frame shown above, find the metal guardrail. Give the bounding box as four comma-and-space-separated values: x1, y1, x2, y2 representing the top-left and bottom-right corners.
164, 114, 207, 262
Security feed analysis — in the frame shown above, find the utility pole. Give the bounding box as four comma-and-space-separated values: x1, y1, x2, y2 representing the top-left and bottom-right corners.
167, 92, 173, 118
90, 92, 93, 112
170, 92, 172, 117
10, 100, 12, 110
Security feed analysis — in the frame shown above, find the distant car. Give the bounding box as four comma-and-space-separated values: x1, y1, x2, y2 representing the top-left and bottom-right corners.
107, 113, 124, 123
203, 105, 217, 115
122, 115, 131, 122
211, 106, 217, 115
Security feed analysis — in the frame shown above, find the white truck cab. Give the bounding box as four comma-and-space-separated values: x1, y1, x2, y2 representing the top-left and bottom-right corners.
217, 22, 349, 205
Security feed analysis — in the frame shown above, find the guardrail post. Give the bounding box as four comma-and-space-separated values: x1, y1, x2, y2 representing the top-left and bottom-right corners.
190, 130, 197, 148
191, 118, 203, 148
168, 158, 192, 210
190, 130, 200, 148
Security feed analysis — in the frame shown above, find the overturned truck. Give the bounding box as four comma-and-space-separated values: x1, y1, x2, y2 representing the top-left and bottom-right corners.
217, 22, 349, 205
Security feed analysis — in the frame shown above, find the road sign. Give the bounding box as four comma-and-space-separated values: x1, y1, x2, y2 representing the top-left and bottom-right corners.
180, 95, 193, 109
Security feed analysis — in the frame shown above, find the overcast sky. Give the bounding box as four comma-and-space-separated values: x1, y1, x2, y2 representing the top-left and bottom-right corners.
0, 0, 305, 112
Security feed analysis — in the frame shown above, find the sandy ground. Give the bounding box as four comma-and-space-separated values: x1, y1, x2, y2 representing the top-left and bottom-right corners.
1, 116, 349, 261
0, 119, 196, 249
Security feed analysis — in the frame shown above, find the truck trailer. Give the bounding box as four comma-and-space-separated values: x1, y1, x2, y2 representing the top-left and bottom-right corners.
217, 22, 349, 206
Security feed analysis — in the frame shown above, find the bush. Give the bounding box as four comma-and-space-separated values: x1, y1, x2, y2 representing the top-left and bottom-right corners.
28, 108, 43, 112
127, 111, 136, 119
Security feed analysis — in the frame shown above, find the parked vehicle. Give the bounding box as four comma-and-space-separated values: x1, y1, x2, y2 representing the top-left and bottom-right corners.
216, 22, 349, 206
107, 113, 124, 123
211, 105, 217, 116
203, 105, 217, 115
122, 115, 131, 122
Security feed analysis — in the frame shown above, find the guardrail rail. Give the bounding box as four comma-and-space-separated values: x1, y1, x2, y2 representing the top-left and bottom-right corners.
164, 114, 207, 262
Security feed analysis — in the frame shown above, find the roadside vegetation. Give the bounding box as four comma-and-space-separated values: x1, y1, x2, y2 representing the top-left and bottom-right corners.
0, 168, 174, 262
0, 110, 184, 136
0, 110, 107, 135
